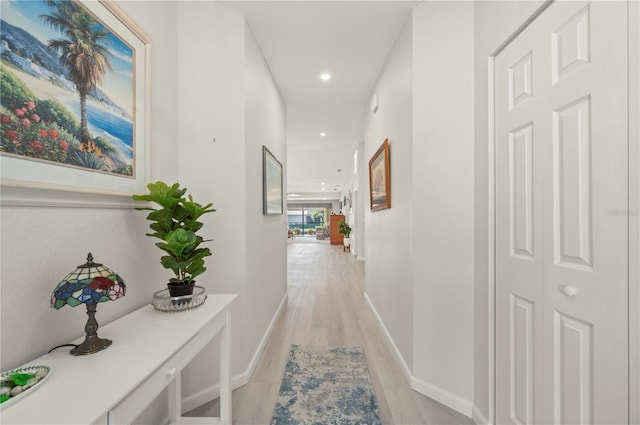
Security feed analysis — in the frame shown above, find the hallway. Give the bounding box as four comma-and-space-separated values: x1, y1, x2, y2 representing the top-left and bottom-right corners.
189, 239, 473, 424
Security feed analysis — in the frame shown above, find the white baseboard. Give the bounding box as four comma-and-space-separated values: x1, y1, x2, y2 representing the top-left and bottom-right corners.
363, 292, 412, 384
363, 292, 473, 419
180, 292, 289, 413
244, 292, 289, 381
411, 376, 473, 418
472, 405, 491, 425
181, 374, 247, 414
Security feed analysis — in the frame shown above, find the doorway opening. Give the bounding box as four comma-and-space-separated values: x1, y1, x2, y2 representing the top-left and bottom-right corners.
287, 207, 328, 237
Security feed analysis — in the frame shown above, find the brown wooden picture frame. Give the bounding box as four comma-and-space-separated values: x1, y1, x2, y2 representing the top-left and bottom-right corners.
368, 138, 390, 211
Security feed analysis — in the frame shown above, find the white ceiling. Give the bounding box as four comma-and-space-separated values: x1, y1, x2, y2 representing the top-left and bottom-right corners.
222, 1, 417, 201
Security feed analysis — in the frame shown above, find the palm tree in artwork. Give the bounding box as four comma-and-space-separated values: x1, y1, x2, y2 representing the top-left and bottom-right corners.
41, 0, 113, 145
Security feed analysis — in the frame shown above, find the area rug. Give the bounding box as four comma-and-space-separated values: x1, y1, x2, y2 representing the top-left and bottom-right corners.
271, 344, 383, 425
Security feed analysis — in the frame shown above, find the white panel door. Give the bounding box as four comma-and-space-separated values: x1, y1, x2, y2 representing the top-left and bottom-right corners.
495, 2, 629, 424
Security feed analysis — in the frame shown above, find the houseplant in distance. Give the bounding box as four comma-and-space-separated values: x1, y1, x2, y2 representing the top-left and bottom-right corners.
338, 220, 352, 250
133, 181, 216, 297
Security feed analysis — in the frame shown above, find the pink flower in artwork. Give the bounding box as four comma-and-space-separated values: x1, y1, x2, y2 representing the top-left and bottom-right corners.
4, 130, 19, 141
25, 101, 36, 111
28, 140, 44, 154
39, 129, 48, 138
21, 118, 31, 127
1, 114, 12, 125
49, 129, 59, 139
60, 140, 68, 150
15, 108, 26, 116
31, 114, 40, 123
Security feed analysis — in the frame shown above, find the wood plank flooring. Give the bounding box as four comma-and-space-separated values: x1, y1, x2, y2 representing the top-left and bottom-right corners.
187, 237, 474, 424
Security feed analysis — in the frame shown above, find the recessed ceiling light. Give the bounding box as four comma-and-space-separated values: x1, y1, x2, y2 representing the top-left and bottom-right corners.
321, 182, 325, 185
320, 73, 331, 81
320, 132, 326, 137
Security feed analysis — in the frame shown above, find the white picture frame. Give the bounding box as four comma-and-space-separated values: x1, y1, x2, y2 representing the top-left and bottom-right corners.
0, 0, 151, 207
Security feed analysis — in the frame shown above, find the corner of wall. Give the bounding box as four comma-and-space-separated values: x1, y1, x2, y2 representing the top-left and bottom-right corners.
411, 0, 475, 411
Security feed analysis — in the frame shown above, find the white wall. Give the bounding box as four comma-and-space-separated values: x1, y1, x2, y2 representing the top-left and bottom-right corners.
176, 1, 247, 403
472, 2, 545, 423
176, 1, 288, 410
364, 16, 414, 370
631, 4, 640, 423
0, 0, 179, 372
364, 3, 476, 417
338, 141, 363, 258
243, 22, 288, 371
352, 141, 367, 260
411, 1, 475, 415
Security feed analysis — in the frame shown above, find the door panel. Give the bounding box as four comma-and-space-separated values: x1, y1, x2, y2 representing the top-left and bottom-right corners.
510, 123, 535, 260
552, 96, 592, 270
495, 2, 628, 423
510, 294, 535, 424
553, 312, 593, 425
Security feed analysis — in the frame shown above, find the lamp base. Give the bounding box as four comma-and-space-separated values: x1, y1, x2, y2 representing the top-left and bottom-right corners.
70, 303, 112, 356
70, 336, 112, 356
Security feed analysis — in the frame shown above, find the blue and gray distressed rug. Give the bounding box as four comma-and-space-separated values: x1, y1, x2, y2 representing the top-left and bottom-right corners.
271, 345, 383, 425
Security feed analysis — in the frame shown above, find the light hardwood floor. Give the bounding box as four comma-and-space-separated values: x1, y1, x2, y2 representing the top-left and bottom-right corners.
187, 237, 474, 425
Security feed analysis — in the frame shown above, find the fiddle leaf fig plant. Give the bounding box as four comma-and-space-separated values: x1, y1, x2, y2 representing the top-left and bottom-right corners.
338, 220, 352, 238
133, 181, 216, 289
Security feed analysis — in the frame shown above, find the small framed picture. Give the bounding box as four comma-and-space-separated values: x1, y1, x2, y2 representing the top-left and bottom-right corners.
263, 146, 283, 215
369, 139, 391, 211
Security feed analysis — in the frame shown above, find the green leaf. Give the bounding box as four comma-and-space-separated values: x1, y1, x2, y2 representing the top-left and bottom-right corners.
155, 242, 173, 256
182, 196, 216, 221
165, 228, 197, 257
184, 257, 207, 279
183, 219, 204, 233
132, 181, 184, 208
147, 209, 175, 233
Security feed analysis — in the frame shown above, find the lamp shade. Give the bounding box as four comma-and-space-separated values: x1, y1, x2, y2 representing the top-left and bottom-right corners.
51, 253, 125, 309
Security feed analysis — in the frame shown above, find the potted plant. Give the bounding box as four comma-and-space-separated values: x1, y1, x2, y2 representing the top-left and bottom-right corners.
133, 181, 216, 297
338, 220, 352, 250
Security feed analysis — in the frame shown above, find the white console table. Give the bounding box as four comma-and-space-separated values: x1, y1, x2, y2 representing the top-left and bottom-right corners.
0, 294, 237, 425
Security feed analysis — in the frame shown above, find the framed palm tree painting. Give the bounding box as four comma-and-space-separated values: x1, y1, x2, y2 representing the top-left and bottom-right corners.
0, 0, 150, 206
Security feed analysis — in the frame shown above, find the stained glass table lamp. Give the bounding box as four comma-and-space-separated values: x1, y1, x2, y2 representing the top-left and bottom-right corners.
51, 253, 126, 356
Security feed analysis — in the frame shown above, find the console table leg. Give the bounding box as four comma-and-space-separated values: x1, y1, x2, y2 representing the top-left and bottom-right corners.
220, 310, 231, 424
167, 371, 181, 422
